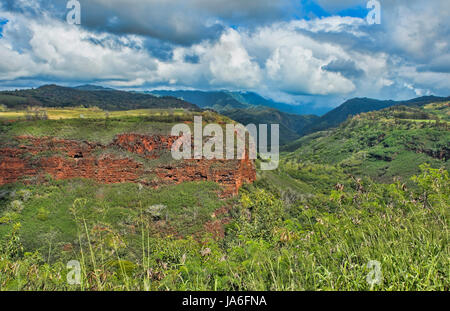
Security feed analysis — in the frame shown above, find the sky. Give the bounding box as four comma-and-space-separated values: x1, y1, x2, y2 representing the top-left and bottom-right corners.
0, 0, 449, 109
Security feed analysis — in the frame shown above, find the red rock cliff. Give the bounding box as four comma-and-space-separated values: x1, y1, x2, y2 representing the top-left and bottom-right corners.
0, 134, 256, 196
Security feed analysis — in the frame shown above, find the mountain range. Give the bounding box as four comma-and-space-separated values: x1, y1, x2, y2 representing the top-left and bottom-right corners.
0, 85, 448, 291
1, 85, 448, 146
148, 89, 328, 115
282, 102, 449, 183
306, 95, 450, 134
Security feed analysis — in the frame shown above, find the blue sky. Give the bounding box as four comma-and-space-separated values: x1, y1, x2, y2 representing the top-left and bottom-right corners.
0, 0, 448, 109
0, 19, 7, 38
298, 0, 368, 20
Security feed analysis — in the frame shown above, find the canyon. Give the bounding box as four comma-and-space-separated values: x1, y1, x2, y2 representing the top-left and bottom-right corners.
0, 134, 256, 197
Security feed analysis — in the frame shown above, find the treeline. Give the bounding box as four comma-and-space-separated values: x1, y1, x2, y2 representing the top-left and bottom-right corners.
0, 85, 201, 111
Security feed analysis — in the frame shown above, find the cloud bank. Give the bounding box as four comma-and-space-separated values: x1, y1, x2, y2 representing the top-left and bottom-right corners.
0, 0, 448, 107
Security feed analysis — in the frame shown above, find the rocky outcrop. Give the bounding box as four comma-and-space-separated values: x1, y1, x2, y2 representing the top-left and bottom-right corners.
112, 134, 178, 159
0, 135, 256, 196
154, 156, 256, 197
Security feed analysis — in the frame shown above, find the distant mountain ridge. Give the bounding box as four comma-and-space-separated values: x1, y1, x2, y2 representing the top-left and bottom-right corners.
147, 90, 322, 145
230, 91, 329, 115
1, 85, 448, 144
150, 90, 449, 144
148, 90, 327, 115
73, 84, 115, 91
306, 96, 450, 133
149, 90, 248, 112
0, 84, 199, 111
283, 102, 450, 183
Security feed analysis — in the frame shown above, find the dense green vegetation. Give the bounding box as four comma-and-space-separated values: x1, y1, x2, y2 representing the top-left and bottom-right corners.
306, 96, 450, 134
151, 90, 449, 146
0, 97, 448, 291
0, 107, 190, 121
0, 108, 231, 145
0, 164, 447, 290
150, 90, 320, 145
0, 85, 199, 111
283, 104, 449, 184
3, 85, 446, 148
0, 180, 226, 257
221, 106, 318, 146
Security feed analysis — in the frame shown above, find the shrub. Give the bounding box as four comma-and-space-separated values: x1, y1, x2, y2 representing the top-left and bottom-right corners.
10, 200, 24, 212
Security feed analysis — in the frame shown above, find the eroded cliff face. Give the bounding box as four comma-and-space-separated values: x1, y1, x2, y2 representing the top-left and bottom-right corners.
112, 134, 179, 159
0, 134, 256, 196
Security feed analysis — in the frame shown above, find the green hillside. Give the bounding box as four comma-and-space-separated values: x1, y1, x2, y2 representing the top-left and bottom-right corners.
0, 85, 199, 111
0, 100, 448, 291
283, 103, 449, 183
306, 96, 450, 134
149, 90, 320, 146
221, 106, 319, 146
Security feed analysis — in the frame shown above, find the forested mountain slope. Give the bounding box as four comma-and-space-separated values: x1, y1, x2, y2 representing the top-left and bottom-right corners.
283, 102, 449, 183
0, 85, 199, 111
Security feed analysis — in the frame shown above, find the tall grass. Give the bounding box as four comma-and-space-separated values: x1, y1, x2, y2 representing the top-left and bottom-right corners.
0, 165, 447, 290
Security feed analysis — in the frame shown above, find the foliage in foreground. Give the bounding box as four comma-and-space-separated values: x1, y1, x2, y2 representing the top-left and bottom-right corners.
0, 164, 448, 290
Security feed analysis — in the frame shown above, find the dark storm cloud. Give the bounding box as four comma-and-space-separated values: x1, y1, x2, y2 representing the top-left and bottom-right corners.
184, 54, 200, 64
143, 38, 174, 61
79, 1, 221, 45
78, 0, 292, 45
417, 55, 450, 74
322, 59, 364, 79
2, 0, 292, 45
